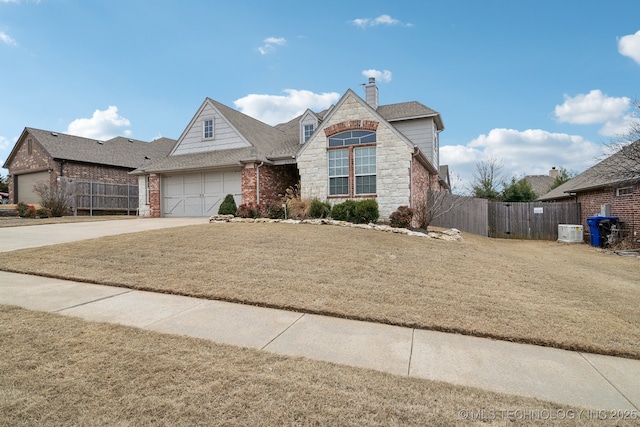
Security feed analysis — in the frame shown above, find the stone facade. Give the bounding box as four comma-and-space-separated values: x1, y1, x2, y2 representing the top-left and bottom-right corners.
297, 94, 415, 220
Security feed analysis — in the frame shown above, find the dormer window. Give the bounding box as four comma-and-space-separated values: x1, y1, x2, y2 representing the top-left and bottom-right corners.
303, 124, 314, 142
203, 119, 214, 139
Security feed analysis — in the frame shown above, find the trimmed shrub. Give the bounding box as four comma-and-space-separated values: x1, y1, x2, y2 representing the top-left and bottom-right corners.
330, 200, 356, 222
36, 207, 51, 218
309, 198, 331, 219
259, 201, 284, 219
24, 205, 38, 219
353, 199, 379, 223
331, 199, 379, 224
389, 205, 414, 228
218, 194, 238, 215
16, 202, 28, 217
236, 203, 258, 218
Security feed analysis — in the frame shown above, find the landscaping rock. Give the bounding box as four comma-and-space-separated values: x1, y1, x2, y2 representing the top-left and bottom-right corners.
209, 215, 462, 241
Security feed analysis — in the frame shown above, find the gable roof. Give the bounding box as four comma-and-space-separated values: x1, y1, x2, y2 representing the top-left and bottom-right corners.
3, 128, 176, 170
523, 175, 555, 198
538, 141, 640, 201
135, 98, 299, 174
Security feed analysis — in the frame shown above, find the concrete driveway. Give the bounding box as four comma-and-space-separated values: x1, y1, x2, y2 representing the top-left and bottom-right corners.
0, 217, 208, 252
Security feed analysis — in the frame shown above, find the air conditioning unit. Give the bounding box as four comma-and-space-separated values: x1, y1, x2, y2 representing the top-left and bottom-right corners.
558, 224, 584, 243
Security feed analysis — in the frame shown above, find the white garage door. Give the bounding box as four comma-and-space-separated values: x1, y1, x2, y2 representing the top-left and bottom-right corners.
162, 170, 242, 217
16, 171, 50, 205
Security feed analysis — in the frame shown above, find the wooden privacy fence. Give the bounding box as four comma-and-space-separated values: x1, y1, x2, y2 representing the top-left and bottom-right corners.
431, 193, 581, 240
62, 179, 138, 215
488, 201, 581, 240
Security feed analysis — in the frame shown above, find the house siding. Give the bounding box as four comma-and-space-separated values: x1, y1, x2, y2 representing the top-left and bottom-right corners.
172, 102, 250, 155
297, 94, 413, 220
6, 136, 53, 202
578, 184, 640, 241
393, 118, 438, 170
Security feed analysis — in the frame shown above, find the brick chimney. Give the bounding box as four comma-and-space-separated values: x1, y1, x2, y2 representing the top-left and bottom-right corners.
549, 167, 558, 179
365, 77, 378, 109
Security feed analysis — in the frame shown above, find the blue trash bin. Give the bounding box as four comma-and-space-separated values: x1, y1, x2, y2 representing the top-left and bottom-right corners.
587, 216, 601, 246
586, 216, 619, 247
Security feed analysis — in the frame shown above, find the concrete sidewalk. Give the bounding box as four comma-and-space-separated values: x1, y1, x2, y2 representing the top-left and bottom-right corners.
1, 270, 638, 411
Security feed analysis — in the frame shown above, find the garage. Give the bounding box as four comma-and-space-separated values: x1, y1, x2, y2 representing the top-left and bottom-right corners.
162, 169, 242, 217
15, 171, 50, 205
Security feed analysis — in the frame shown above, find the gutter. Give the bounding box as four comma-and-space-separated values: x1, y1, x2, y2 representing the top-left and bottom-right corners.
256, 162, 264, 204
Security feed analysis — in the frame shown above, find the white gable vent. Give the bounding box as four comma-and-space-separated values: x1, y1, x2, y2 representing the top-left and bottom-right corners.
558, 224, 584, 243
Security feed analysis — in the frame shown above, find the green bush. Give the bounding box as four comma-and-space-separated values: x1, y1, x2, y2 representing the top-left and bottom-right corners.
389, 205, 414, 228
260, 201, 284, 219
309, 198, 331, 219
353, 199, 379, 223
330, 199, 378, 224
36, 207, 51, 218
16, 202, 28, 217
218, 194, 237, 215
330, 200, 356, 222
24, 205, 37, 219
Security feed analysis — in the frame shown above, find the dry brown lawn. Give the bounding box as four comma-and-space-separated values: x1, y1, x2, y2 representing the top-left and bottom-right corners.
0, 305, 610, 426
0, 222, 638, 359
0, 213, 134, 228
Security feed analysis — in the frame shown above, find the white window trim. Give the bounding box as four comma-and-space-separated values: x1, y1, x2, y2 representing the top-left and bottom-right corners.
328, 149, 349, 196
616, 186, 633, 196
354, 146, 376, 195
303, 124, 314, 142
203, 118, 214, 140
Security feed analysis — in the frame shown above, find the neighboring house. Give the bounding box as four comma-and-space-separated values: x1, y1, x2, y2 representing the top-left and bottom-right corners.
538, 143, 640, 241
132, 78, 449, 220
523, 168, 557, 198
2, 128, 175, 207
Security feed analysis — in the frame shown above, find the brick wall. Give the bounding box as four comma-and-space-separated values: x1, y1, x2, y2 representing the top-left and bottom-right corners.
578, 184, 640, 240
148, 174, 161, 218
242, 163, 298, 206
56, 161, 136, 185
6, 136, 54, 201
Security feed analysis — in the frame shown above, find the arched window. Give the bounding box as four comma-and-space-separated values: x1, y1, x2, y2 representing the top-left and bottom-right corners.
327, 131, 376, 196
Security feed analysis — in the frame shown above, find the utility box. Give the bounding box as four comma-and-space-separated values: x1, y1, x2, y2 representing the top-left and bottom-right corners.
600, 204, 611, 217
558, 224, 584, 243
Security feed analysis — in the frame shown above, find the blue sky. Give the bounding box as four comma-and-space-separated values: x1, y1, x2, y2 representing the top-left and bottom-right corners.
1, 0, 639, 191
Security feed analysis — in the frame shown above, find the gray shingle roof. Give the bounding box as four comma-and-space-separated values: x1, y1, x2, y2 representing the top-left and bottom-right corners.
14, 128, 176, 170
538, 141, 640, 201
523, 175, 555, 198
377, 101, 444, 130
133, 96, 446, 174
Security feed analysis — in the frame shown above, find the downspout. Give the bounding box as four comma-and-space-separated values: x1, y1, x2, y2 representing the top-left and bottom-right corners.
256, 162, 264, 205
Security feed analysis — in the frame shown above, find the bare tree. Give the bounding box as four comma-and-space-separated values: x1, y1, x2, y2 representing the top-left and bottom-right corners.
414, 172, 466, 229
603, 100, 640, 183
470, 156, 505, 200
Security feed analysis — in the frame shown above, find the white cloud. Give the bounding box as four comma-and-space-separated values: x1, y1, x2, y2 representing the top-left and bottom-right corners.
66, 106, 132, 140
350, 14, 412, 28
362, 69, 392, 83
258, 36, 286, 55
554, 90, 633, 136
618, 30, 640, 64
0, 30, 16, 46
441, 128, 603, 192
234, 89, 340, 125
554, 90, 630, 124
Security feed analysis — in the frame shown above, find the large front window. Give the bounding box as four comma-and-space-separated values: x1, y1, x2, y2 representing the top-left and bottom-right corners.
327, 131, 376, 196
